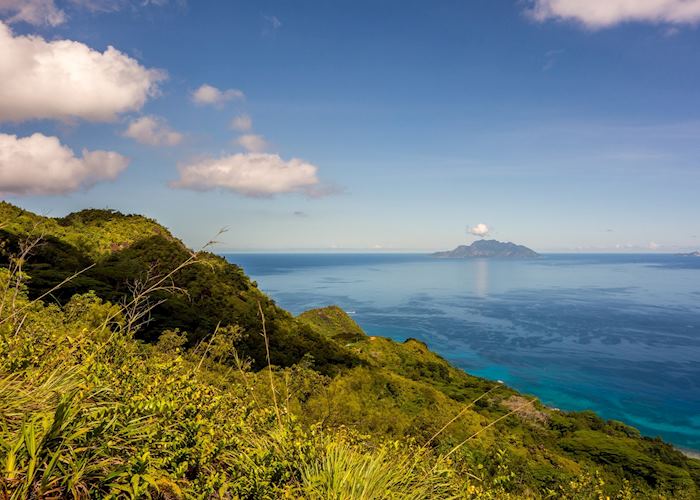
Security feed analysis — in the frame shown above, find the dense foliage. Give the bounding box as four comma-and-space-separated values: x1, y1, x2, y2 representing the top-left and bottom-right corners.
0, 202, 359, 375
1, 202, 698, 498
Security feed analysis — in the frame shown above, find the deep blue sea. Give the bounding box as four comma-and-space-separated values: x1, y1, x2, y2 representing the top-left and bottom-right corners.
224, 253, 700, 451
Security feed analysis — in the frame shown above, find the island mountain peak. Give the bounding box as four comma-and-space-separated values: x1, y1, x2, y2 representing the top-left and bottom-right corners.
433, 239, 539, 259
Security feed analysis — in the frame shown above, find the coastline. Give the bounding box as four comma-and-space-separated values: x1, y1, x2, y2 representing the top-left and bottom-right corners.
680, 448, 700, 460
228, 251, 700, 453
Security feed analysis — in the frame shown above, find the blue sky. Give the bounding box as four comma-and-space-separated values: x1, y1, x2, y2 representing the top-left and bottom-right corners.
1, 0, 699, 252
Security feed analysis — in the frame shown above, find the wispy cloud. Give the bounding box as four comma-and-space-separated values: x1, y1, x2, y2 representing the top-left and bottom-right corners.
123, 115, 183, 146
543, 49, 565, 71
0, 0, 64, 26
236, 134, 268, 153
192, 84, 244, 107
0, 0, 179, 26
230, 114, 253, 132
262, 14, 282, 37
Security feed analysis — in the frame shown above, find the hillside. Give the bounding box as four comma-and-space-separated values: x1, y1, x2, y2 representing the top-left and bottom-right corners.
1, 202, 699, 498
433, 240, 539, 259
0, 201, 359, 374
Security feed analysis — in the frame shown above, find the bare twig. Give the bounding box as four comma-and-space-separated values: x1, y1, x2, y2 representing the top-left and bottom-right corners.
121, 263, 189, 334
0, 224, 45, 319
87, 251, 200, 351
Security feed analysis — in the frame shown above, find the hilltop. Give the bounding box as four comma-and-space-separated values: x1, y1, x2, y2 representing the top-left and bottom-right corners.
0, 201, 358, 373
1, 202, 698, 498
433, 239, 540, 259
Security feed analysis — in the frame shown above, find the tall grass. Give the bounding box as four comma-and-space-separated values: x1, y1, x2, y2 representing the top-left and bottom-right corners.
300, 440, 456, 499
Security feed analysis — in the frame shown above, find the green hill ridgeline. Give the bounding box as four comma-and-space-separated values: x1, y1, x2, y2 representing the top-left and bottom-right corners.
1, 202, 698, 498
0, 201, 359, 375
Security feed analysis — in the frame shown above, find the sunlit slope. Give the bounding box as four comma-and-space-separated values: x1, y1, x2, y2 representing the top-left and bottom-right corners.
298, 306, 700, 496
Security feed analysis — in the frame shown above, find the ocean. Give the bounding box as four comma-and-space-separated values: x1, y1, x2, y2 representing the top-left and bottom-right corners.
224, 253, 700, 451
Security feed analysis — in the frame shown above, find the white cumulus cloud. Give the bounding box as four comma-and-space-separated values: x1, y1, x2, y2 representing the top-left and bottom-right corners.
468, 223, 490, 237
0, 21, 164, 123
0, 0, 65, 26
230, 114, 253, 132
172, 153, 321, 197
123, 115, 183, 146
192, 84, 244, 106
528, 0, 700, 28
236, 134, 268, 153
0, 132, 129, 195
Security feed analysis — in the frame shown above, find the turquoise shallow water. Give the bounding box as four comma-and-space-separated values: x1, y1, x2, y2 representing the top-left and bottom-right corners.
224, 253, 700, 451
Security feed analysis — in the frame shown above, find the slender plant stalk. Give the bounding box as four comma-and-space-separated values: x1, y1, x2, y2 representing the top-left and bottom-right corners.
258, 301, 283, 429
232, 348, 260, 408
197, 322, 221, 372
444, 398, 537, 459
0, 264, 96, 326
422, 385, 500, 449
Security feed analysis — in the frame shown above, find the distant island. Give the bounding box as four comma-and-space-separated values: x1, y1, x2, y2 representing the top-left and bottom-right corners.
677, 251, 700, 257
433, 239, 540, 259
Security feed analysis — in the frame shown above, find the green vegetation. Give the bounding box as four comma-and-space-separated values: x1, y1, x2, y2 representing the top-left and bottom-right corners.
0, 201, 359, 374
1, 202, 698, 498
